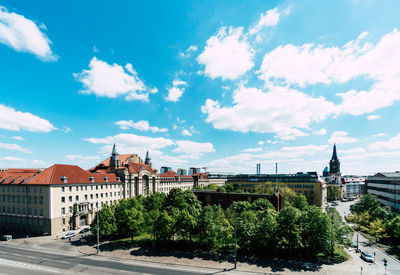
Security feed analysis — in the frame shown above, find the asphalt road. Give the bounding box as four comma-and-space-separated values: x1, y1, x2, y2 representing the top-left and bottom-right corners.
0, 243, 226, 275
335, 200, 400, 275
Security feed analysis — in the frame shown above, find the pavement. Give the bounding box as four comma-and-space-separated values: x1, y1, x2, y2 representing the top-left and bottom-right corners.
0, 201, 398, 274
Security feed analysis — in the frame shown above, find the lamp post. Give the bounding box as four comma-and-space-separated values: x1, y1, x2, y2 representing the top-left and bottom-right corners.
233, 205, 237, 269
96, 204, 100, 254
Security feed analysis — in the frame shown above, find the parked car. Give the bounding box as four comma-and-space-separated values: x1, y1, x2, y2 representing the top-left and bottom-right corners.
331, 201, 339, 206
361, 251, 374, 262
79, 228, 89, 234
0, 235, 12, 241
61, 232, 76, 239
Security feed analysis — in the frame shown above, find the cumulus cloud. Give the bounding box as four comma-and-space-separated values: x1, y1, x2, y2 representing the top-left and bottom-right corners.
259, 29, 400, 116
201, 85, 335, 140
172, 140, 215, 159
165, 79, 187, 102
181, 129, 192, 136
368, 133, 400, 151
62, 126, 72, 133
65, 154, 101, 163
249, 7, 280, 34
198, 26, 254, 80
179, 45, 198, 58
0, 156, 23, 162
12, 136, 24, 140
115, 120, 168, 133
328, 131, 357, 144
313, 128, 327, 136
367, 115, 380, 120
241, 147, 263, 153
0, 104, 55, 132
258, 140, 265, 145
74, 57, 150, 101
0, 142, 31, 153
0, 6, 56, 60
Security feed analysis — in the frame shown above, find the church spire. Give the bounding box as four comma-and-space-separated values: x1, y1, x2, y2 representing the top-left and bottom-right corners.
332, 143, 338, 160
110, 143, 120, 173
145, 150, 151, 166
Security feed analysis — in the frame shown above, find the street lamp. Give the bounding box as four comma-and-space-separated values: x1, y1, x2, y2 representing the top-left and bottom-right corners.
383, 258, 387, 275
96, 204, 100, 254
233, 205, 237, 269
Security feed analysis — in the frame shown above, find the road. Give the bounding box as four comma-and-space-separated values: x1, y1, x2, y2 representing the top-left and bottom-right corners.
335, 200, 400, 275
0, 243, 252, 275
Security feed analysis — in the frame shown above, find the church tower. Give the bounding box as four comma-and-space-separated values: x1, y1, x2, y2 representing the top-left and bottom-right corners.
110, 143, 120, 173
329, 143, 340, 174
144, 150, 151, 167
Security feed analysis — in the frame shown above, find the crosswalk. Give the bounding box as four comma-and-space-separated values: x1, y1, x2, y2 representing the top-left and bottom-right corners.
0, 257, 61, 274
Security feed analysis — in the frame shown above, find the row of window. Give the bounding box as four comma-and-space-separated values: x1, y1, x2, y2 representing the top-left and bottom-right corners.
0, 215, 44, 226
61, 184, 121, 192
0, 186, 43, 193
368, 186, 400, 195
61, 200, 118, 216
61, 192, 121, 203
0, 195, 43, 204
0, 206, 43, 216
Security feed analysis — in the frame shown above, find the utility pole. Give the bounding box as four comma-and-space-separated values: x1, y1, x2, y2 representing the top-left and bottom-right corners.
383, 258, 387, 275
356, 233, 359, 252
96, 205, 100, 254
233, 205, 237, 269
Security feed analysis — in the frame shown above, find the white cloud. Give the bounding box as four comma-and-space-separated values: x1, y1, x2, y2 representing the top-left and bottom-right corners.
328, 131, 357, 144
241, 147, 263, 153
181, 129, 192, 136
165, 79, 187, 102
179, 45, 198, 58
0, 156, 23, 162
368, 133, 400, 151
259, 29, 400, 116
258, 140, 265, 145
65, 154, 101, 163
62, 126, 72, 133
367, 115, 380, 120
115, 120, 168, 133
74, 57, 150, 101
313, 128, 327, 136
172, 140, 215, 159
249, 7, 280, 34
0, 6, 56, 60
198, 26, 254, 80
372, 133, 386, 138
0, 142, 31, 153
12, 136, 24, 140
0, 104, 55, 132
202, 85, 335, 140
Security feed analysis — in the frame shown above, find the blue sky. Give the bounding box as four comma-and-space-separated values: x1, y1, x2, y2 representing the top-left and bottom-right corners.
1, 0, 400, 175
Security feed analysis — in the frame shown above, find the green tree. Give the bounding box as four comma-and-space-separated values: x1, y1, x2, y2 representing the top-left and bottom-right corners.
327, 185, 342, 201
352, 194, 380, 214
154, 210, 175, 241
250, 198, 275, 212
255, 208, 278, 253
197, 205, 233, 250
143, 192, 166, 237
276, 206, 303, 253
255, 183, 297, 208
294, 194, 309, 211
236, 210, 258, 251
90, 204, 117, 239
114, 198, 145, 242
301, 206, 331, 255
363, 219, 387, 243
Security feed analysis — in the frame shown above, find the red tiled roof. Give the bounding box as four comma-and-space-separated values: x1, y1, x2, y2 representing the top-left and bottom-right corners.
1, 164, 120, 185
98, 154, 139, 167
160, 171, 179, 177
126, 163, 157, 174
0, 168, 41, 184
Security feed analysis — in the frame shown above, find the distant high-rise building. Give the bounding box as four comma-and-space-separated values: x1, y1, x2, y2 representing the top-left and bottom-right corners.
256, 163, 261, 175
160, 166, 172, 174
189, 167, 199, 175
177, 168, 187, 175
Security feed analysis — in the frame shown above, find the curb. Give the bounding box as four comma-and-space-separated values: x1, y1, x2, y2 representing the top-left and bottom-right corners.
357, 231, 400, 264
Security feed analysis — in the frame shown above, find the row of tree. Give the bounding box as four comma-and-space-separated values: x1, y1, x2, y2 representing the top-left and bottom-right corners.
347, 194, 400, 244
91, 188, 351, 257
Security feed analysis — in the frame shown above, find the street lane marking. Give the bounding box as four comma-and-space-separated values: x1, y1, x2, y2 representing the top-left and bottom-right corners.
0, 258, 61, 273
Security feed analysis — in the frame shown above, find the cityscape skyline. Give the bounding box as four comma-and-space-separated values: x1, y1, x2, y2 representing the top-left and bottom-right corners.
1, 0, 400, 176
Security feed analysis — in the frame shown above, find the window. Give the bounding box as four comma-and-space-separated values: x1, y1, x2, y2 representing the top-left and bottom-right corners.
101, 185, 103, 190
27, 196, 32, 204
84, 194, 88, 200
104, 177, 108, 182
96, 186, 98, 190
75, 195, 79, 201
69, 206, 72, 213
39, 187, 42, 193
81, 186, 84, 191
62, 187, 65, 192
28, 208, 32, 215
91, 186, 93, 190
90, 194, 93, 199
69, 196, 72, 202
33, 208, 37, 216
33, 196, 38, 204
39, 196, 43, 204
69, 186, 72, 192
62, 218, 65, 225
101, 193, 103, 198
39, 209, 43, 216
105, 193, 108, 198
96, 194, 98, 199
61, 197, 65, 203
22, 196, 25, 203
61, 207, 65, 215
61, 176, 67, 183
76, 186, 78, 191
85, 186, 87, 191
110, 192, 112, 197
89, 177, 94, 183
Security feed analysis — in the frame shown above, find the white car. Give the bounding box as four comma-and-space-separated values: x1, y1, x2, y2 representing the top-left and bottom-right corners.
61, 232, 76, 239
361, 251, 374, 263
